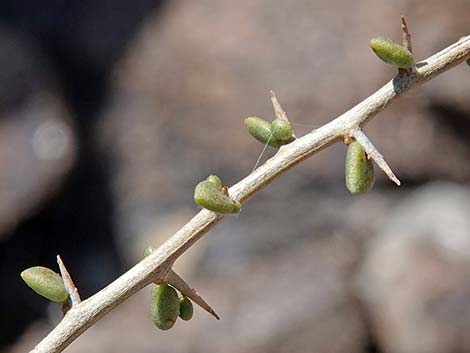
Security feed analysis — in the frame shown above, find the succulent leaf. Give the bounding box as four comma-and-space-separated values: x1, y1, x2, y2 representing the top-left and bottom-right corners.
21, 266, 69, 303
370, 37, 415, 69
151, 283, 180, 330
345, 141, 375, 194
194, 180, 241, 214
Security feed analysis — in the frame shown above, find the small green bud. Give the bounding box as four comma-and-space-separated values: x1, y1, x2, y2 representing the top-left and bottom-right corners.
194, 180, 241, 214
244, 117, 284, 148
151, 283, 180, 330
143, 246, 156, 258
345, 141, 375, 195
271, 119, 293, 141
178, 296, 194, 321
370, 37, 415, 69
21, 266, 69, 303
206, 175, 223, 189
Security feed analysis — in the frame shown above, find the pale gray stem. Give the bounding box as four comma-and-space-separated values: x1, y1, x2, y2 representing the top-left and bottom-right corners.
30, 36, 470, 353
352, 129, 401, 186
56, 255, 81, 306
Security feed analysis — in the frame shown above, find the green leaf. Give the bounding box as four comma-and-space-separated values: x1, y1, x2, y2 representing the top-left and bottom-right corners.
370, 37, 415, 69
178, 296, 194, 321
194, 180, 241, 214
271, 119, 293, 141
151, 283, 180, 330
21, 266, 69, 303
345, 141, 375, 194
244, 117, 285, 148
206, 175, 223, 189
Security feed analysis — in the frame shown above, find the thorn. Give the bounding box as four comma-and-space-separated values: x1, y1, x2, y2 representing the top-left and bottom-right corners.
401, 15, 412, 53
158, 269, 220, 320
398, 15, 415, 74
352, 129, 401, 186
57, 255, 81, 307
270, 91, 297, 138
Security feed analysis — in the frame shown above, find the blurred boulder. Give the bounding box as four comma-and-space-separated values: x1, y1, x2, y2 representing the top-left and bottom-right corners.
0, 30, 76, 239
356, 182, 470, 353
0, 0, 170, 348
0, 28, 76, 348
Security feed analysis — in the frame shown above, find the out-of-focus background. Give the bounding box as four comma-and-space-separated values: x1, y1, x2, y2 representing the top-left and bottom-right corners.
1, 0, 469, 352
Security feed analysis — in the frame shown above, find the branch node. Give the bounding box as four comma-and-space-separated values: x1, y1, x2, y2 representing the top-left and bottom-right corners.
352, 129, 401, 186
343, 135, 353, 145
57, 255, 81, 306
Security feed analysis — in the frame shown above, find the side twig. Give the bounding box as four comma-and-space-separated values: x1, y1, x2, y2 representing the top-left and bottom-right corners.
351, 129, 401, 186
401, 15, 412, 52
56, 255, 81, 306
30, 36, 470, 353
164, 270, 220, 320
270, 91, 297, 138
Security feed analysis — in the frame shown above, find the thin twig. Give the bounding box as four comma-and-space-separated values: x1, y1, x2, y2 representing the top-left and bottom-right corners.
351, 129, 400, 186
164, 270, 220, 320
401, 15, 412, 53
56, 255, 81, 306
30, 36, 470, 353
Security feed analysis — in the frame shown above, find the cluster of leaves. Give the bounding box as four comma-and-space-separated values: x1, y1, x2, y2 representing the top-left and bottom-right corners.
150, 283, 193, 330
194, 175, 241, 214
191, 35, 420, 214
144, 246, 194, 330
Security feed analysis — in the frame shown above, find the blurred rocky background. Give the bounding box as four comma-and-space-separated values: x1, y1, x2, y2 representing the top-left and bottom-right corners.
1, 1, 469, 352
